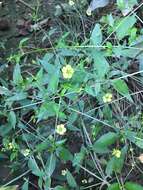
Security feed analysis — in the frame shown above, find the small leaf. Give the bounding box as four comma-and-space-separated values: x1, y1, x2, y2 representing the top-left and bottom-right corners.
90, 24, 102, 45
8, 111, 16, 129
107, 183, 120, 190
19, 37, 29, 48
7, 92, 27, 102
92, 50, 109, 79
85, 83, 100, 97
73, 146, 86, 166
45, 154, 56, 176
117, 0, 138, 16
116, 15, 136, 40
93, 132, 118, 153
125, 182, 143, 190
28, 157, 44, 177
35, 140, 50, 152
13, 63, 23, 85
0, 186, 18, 190
112, 79, 133, 102
22, 180, 29, 190
0, 86, 11, 96
54, 186, 68, 190
57, 147, 73, 162
66, 171, 77, 188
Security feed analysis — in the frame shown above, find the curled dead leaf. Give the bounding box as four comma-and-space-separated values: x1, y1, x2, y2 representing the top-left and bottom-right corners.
138, 154, 143, 163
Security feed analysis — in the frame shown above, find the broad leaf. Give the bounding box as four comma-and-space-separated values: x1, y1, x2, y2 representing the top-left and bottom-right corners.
0, 186, 18, 190
107, 183, 120, 190
45, 154, 56, 176
57, 147, 73, 162
116, 15, 136, 40
8, 111, 16, 129
93, 132, 118, 153
13, 63, 23, 85
112, 79, 133, 102
91, 50, 109, 79
125, 182, 143, 190
28, 157, 44, 177
117, 0, 138, 16
90, 24, 102, 45
22, 180, 29, 190
66, 171, 77, 188
106, 146, 128, 175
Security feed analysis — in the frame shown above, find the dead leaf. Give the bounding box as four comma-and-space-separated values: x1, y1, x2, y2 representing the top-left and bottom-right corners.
138, 154, 143, 163
88, 0, 109, 12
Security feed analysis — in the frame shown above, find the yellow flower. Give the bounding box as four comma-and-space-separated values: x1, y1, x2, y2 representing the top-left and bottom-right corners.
21, 149, 30, 157
62, 65, 74, 79
69, 0, 75, 6
61, 169, 67, 176
86, 8, 92, 16
56, 124, 66, 135
8, 143, 14, 150
112, 149, 121, 158
103, 93, 113, 103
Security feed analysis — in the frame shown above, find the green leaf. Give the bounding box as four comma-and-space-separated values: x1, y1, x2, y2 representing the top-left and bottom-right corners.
7, 92, 27, 102
45, 154, 56, 176
37, 102, 59, 122
22, 180, 29, 190
73, 146, 86, 166
112, 79, 133, 102
0, 86, 11, 96
66, 171, 77, 188
92, 50, 109, 79
8, 111, 16, 129
106, 146, 128, 175
90, 24, 102, 45
35, 140, 50, 152
124, 131, 143, 149
93, 132, 118, 153
85, 83, 100, 97
54, 186, 68, 190
28, 157, 44, 177
13, 63, 23, 85
125, 182, 143, 190
40, 54, 60, 93
0, 186, 18, 190
19, 37, 29, 48
117, 0, 137, 16
107, 183, 120, 190
0, 124, 13, 137
116, 15, 136, 40
57, 147, 73, 162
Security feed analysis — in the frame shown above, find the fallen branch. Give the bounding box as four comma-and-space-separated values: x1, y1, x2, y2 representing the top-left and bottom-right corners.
30, 18, 49, 31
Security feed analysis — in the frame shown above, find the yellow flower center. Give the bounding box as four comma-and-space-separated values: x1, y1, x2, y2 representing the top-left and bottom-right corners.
112, 149, 121, 158
62, 65, 74, 79
69, 0, 75, 6
56, 124, 67, 135
22, 149, 30, 157
103, 93, 113, 103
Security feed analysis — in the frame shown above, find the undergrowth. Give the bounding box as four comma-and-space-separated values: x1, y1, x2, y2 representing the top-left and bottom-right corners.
1, 0, 143, 190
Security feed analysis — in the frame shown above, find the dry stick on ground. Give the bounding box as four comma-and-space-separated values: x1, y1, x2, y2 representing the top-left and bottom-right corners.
17, 0, 35, 11
30, 18, 49, 31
